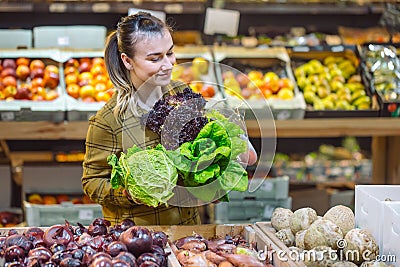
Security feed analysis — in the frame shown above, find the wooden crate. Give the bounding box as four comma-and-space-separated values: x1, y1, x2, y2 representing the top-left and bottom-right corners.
255, 222, 307, 267
149, 223, 299, 267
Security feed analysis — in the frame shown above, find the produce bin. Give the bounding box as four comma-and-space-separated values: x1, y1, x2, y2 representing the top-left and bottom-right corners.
358, 43, 400, 117
24, 201, 103, 227
61, 50, 110, 121
213, 46, 306, 120
355, 184, 400, 255
0, 49, 66, 122
289, 48, 380, 118
173, 45, 226, 104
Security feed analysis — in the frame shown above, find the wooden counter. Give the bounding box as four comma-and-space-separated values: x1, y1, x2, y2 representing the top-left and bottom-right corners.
1, 118, 399, 184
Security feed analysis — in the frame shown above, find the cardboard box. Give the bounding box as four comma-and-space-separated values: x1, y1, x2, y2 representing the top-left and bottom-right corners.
355, 185, 400, 252
381, 201, 400, 266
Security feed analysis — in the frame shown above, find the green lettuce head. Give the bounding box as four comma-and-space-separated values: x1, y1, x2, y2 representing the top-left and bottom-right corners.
107, 144, 178, 207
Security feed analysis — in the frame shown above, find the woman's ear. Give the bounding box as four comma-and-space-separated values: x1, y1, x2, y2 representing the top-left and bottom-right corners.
121, 53, 133, 70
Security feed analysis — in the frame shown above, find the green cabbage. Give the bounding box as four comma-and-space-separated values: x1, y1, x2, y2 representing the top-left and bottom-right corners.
107, 144, 178, 207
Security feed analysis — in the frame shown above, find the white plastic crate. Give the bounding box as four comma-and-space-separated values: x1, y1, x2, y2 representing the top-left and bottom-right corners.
355, 185, 400, 254
0, 49, 66, 122
381, 201, 400, 266
0, 29, 32, 48
61, 50, 108, 121
24, 201, 103, 227
33, 26, 106, 49
213, 46, 306, 120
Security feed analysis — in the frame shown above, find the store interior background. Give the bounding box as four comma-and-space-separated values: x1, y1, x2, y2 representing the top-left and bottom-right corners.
0, 1, 397, 224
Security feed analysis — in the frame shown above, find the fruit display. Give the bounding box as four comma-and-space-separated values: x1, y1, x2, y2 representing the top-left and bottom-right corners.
359, 44, 400, 117
294, 54, 373, 112
27, 193, 95, 205
0, 218, 170, 266
63, 57, 114, 103
0, 57, 60, 101
172, 57, 217, 99
221, 68, 296, 101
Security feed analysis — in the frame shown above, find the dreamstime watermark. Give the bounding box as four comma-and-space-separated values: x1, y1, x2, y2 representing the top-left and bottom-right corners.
257, 239, 397, 264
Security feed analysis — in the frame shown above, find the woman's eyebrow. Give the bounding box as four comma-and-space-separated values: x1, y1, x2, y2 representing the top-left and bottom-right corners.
146, 45, 174, 57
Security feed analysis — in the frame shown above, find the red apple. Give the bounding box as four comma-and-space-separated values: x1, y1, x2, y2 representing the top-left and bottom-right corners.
16, 57, 30, 66
65, 58, 79, 68
79, 84, 95, 99
42, 195, 57, 205
78, 61, 91, 73
30, 68, 44, 79
3, 85, 17, 98
64, 66, 78, 76
2, 76, 17, 87
56, 194, 70, 204
65, 73, 78, 85
1, 68, 17, 78
66, 84, 80, 99
2, 59, 16, 69
3, 76, 17, 87
45, 65, 59, 75
31, 77, 45, 88
90, 64, 106, 76
30, 59, 45, 71
16, 65, 30, 80
14, 86, 32, 100
92, 57, 105, 67
44, 71, 59, 89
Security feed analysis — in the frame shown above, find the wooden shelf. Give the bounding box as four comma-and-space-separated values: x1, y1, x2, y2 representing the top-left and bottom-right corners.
1, 117, 400, 140
0, 118, 399, 184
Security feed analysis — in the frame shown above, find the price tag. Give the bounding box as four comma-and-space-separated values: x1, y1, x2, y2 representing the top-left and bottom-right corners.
1, 112, 15, 121
331, 45, 344, 52
293, 46, 310, 52
79, 209, 94, 220
276, 110, 291, 120
57, 36, 70, 46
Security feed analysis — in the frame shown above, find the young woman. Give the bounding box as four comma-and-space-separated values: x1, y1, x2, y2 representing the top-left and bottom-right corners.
82, 12, 257, 226
82, 12, 202, 226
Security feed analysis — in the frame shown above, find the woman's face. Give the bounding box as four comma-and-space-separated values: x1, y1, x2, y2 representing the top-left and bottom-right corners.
129, 30, 176, 88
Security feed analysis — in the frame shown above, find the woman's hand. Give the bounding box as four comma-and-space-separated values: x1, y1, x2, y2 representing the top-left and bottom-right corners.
238, 137, 258, 166
123, 189, 144, 205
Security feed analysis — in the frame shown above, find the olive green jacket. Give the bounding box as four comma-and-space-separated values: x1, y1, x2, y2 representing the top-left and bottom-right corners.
82, 81, 201, 226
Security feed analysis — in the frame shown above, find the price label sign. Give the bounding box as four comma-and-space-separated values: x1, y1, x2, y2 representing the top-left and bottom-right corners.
204, 8, 240, 37
57, 36, 70, 46
1, 112, 15, 121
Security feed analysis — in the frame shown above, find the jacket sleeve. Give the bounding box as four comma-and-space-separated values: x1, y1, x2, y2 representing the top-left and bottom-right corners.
82, 112, 135, 208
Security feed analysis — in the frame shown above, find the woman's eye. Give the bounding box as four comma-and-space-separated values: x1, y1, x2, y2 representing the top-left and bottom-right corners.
150, 57, 161, 62
167, 51, 174, 56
